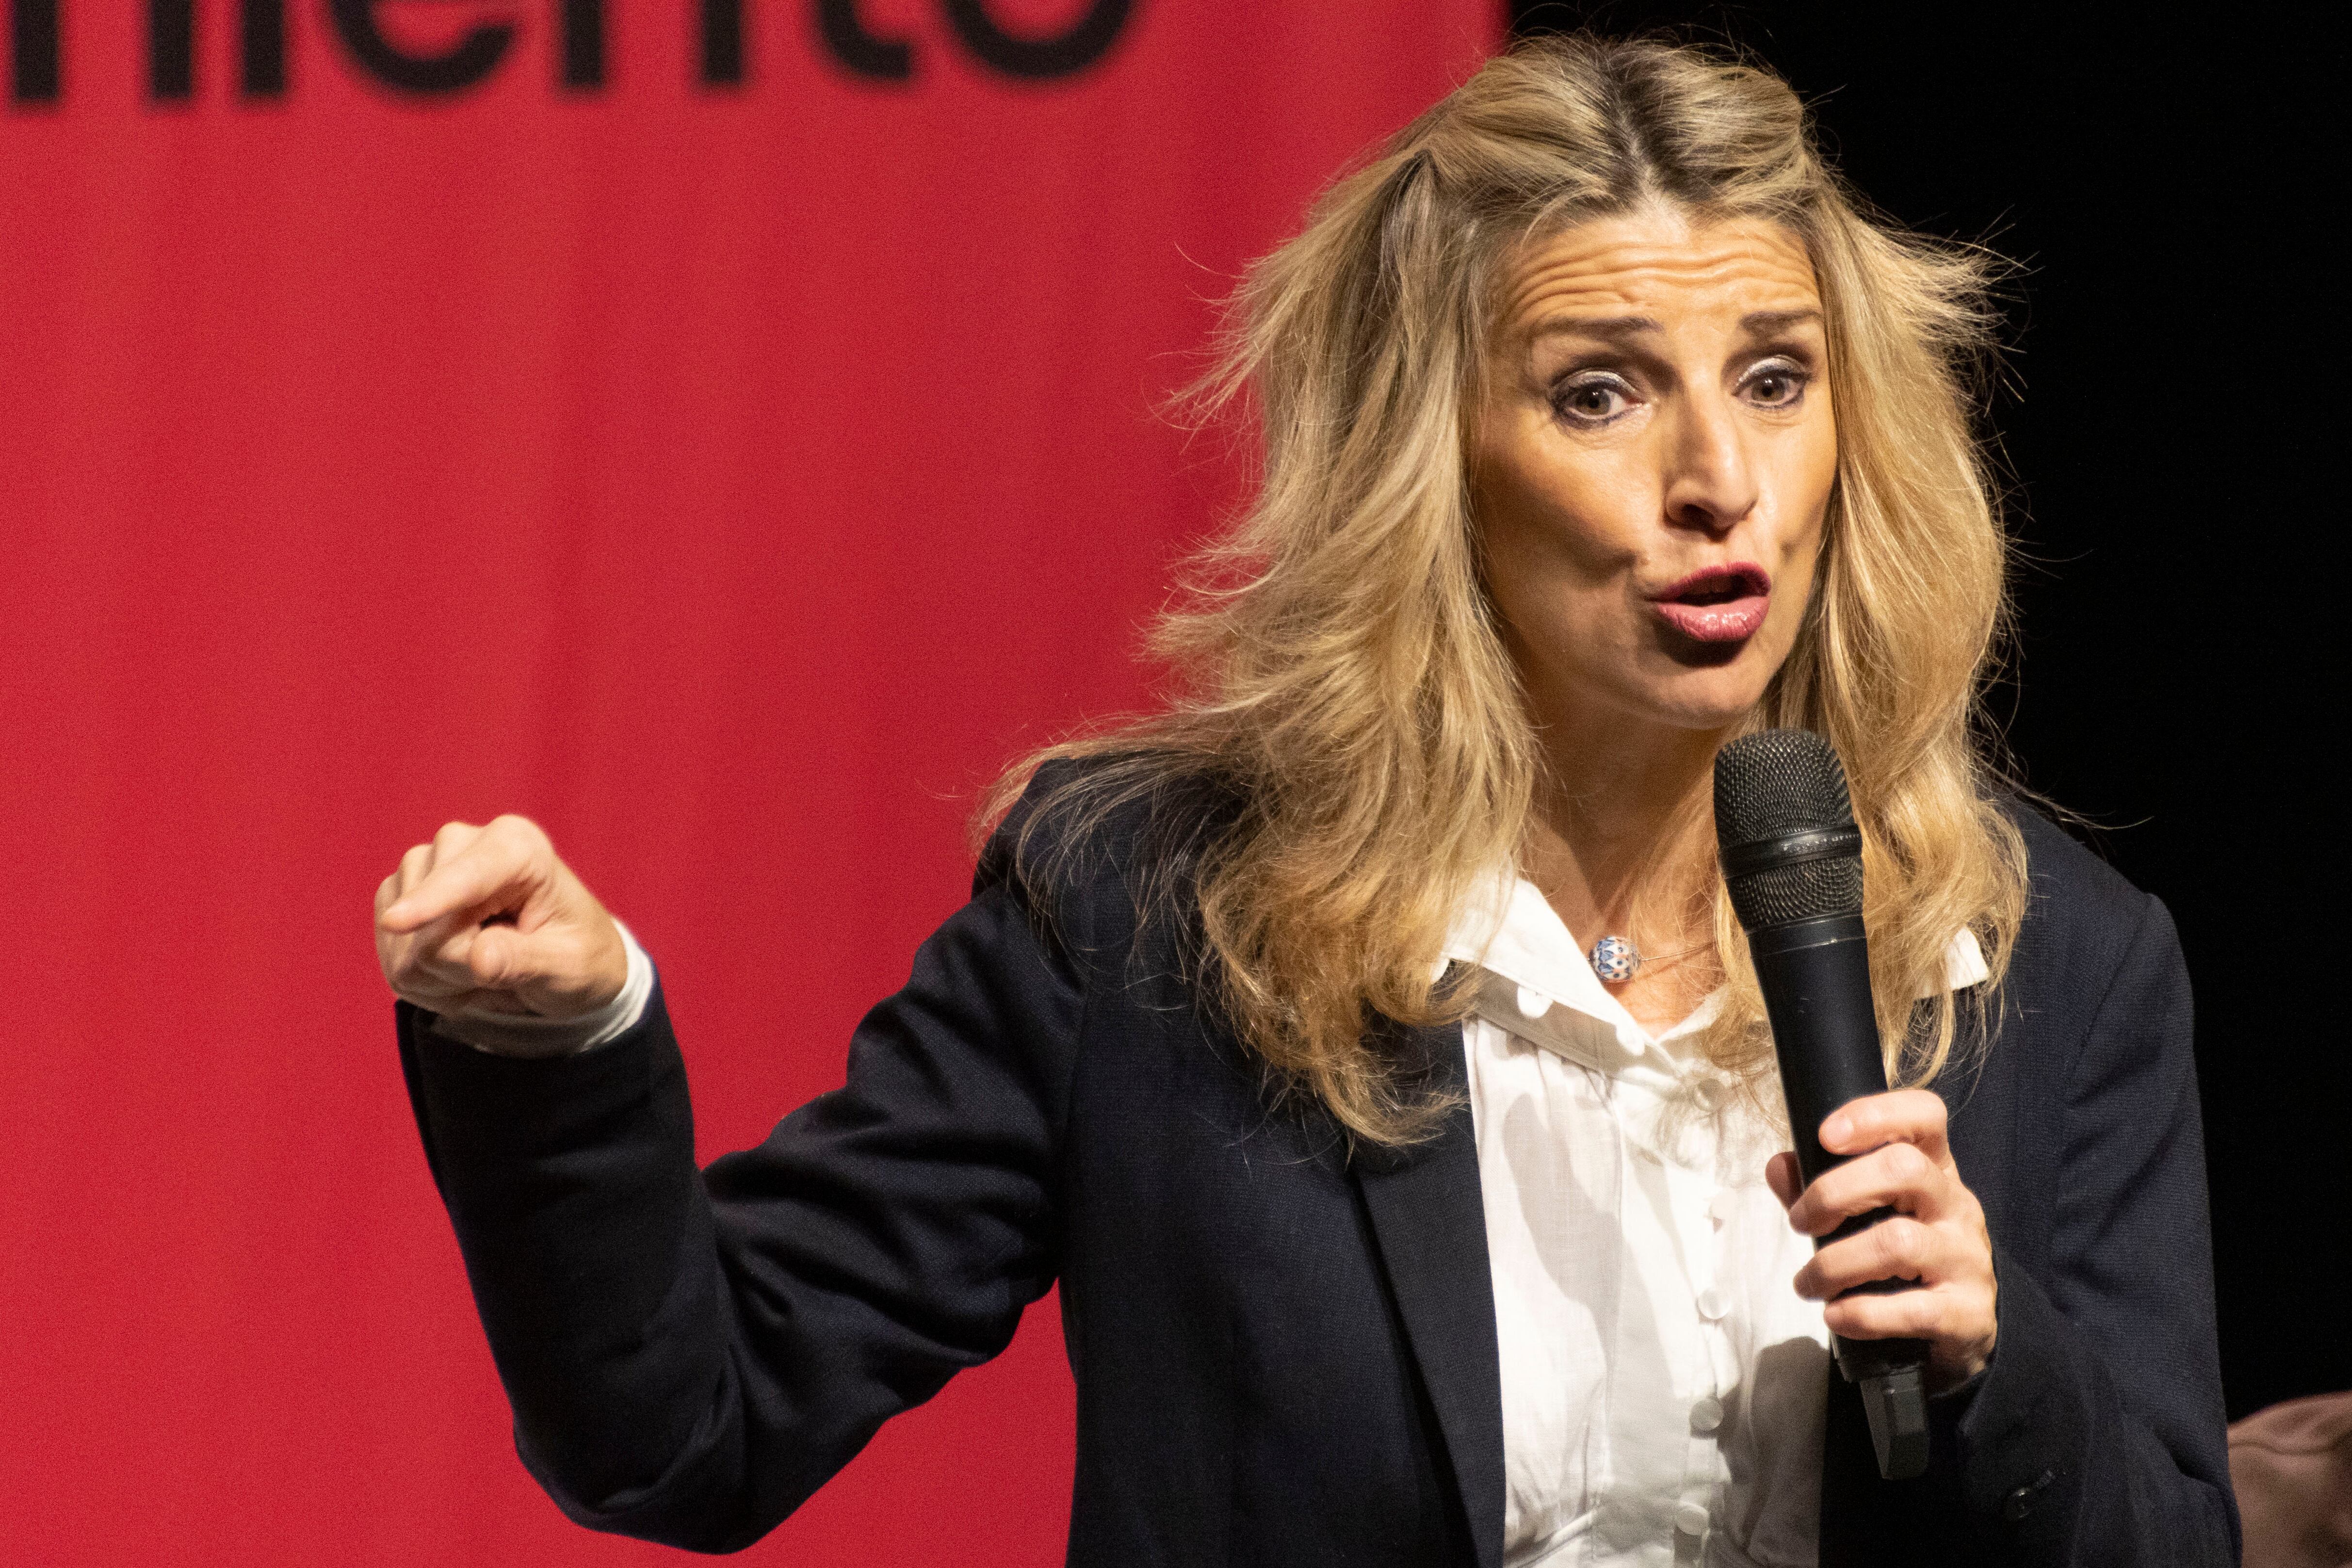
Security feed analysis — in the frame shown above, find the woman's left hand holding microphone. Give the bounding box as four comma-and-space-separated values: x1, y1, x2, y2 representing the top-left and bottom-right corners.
1765, 1089, 1999, 1393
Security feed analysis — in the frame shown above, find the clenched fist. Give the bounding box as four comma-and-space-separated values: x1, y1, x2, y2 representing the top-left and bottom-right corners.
374, 816, 628, 1038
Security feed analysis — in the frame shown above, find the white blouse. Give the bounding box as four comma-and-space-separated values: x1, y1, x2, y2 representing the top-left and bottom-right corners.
1444, 873, 1986, 1568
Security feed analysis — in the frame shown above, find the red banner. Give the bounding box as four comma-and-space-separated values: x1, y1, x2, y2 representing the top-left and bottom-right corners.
0, 3, 1498, 1563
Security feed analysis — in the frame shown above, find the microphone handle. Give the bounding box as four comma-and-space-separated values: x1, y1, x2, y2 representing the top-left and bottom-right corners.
1749, 914, 1932, 1479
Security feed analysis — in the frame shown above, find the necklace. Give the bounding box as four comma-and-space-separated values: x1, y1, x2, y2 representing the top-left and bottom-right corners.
1588, 933, 1709, 985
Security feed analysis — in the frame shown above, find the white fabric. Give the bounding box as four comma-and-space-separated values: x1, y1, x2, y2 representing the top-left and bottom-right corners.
1443, 873, 1985, 1568
432, 920, 653, 1054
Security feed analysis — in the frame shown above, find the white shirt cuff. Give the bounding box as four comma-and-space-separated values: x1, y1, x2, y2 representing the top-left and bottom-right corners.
430, 920, 655, 1057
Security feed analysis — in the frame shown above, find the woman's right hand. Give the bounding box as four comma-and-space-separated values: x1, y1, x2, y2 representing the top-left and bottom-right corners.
374, 815, 629, 1025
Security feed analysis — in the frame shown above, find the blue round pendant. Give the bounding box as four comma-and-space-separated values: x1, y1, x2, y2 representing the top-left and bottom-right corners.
1589, 935, 1639, 984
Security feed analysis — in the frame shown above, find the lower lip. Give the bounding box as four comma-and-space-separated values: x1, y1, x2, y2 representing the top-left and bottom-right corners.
1652, 594, 1770, 643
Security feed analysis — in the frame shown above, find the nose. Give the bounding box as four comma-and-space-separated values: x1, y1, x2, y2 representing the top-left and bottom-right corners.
1660, 389, 1759, 536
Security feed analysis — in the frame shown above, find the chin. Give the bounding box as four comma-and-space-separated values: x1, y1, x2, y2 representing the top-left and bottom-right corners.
1632, 627, 1792, 722
1637, 664, 1777, 732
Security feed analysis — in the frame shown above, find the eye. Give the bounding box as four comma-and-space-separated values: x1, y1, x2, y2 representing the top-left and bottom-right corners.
1742, 360, 1811, 408
1551, 373, 1635, 426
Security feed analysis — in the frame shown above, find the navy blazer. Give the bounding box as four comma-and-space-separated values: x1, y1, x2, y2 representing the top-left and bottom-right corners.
399, 768, 2240, 1565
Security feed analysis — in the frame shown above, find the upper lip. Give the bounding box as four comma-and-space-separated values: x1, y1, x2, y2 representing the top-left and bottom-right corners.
1648, 563, 1771, 603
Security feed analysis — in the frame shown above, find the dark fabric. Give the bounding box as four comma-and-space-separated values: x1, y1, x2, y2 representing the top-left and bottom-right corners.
400, 768, 2239, 1565
1815, 811, 2241, 1566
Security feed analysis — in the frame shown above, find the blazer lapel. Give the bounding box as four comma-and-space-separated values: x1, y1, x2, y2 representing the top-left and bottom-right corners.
1352, 1019, 1505, 1568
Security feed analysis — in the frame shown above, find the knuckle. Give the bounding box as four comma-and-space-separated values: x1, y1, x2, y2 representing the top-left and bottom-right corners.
1814, 1239, 1858, 1287
1863, 1296, 1922, 1339
470, 935, 508, 983
490, 813, 547, 848
1833, 1288, 1931, 1341
1878, 1217, 1928, 1274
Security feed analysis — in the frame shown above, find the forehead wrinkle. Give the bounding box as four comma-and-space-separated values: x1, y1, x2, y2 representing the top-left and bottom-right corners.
1497, 224, 1819, 339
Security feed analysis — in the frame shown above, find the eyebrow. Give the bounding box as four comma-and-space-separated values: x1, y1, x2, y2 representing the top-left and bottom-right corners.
1526, 307, 1824, 341
1527, 314, 1660, 342
1739, 307, 1824, 335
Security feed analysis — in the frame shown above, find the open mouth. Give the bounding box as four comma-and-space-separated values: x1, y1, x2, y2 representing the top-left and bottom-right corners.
1649, 564, 1771, 645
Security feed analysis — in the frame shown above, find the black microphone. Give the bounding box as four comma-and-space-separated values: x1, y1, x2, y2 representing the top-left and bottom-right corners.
1714, 728, 1930, 1481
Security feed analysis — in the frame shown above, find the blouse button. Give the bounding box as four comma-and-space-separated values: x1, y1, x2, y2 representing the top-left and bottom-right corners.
1696, 1287, 1729, 1321
1514, 984, 1551, 1019
1690, 1395, 1724, 1434
1672, 1500, 1711, 1536
1691, 1077, 1726, 1109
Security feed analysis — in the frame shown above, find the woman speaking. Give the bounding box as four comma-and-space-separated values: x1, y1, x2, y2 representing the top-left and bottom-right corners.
373, 35, 2237, 1568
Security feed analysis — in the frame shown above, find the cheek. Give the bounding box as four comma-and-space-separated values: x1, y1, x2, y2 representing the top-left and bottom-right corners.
1477, 429, 1652, 590
1765, 453, 1837, 659
1762, 412, 1838, 587
1794, 406, 1838, 539
1478, 476, 1637, 663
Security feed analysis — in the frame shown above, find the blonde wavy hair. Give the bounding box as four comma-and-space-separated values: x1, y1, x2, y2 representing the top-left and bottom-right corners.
983, 32, 2029, 1146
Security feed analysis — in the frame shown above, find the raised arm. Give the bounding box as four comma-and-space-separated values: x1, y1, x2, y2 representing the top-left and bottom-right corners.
379, 816, 1086, 1552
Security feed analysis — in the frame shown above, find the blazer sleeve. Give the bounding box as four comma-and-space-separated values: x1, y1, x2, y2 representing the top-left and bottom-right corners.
1936, 893, 2240, 1565
396, 850, 1087, 1553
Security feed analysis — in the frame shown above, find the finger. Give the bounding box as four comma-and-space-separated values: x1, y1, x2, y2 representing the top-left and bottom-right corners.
380, 839, 452, 931
1820, 1281, 1963, 1343
375, 845, 434, 933
388, 919, 482, 998
1787, 1140, 1956, 1235
468, 921, 550, 991
387, 921, 611, 1020
381, 823, 487, 930
389, 969, 494, 1011
1793, 1215, 1943, 1300
375, 877, 422, 985
401, 838, 437, 885
385, 920, 489, 1002
379, 850, 435, 975
471, 922, 625, 1015
1766, 1151, 1801, 1212
386, 972, 537, 1017
382, 832, 535, 934
1819, 1088, 1951, 1164
431, 819, 485, 860
394, 873, 578, 1000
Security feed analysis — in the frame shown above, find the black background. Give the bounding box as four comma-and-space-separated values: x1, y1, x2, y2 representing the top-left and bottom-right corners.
1509, 0, 2346, 1420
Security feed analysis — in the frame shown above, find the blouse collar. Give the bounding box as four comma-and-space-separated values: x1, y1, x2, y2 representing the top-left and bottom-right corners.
1439, 867, 1988, 1069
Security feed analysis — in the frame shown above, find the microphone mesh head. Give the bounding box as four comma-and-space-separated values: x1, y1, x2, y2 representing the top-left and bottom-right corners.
1713, 729, 1864, 927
